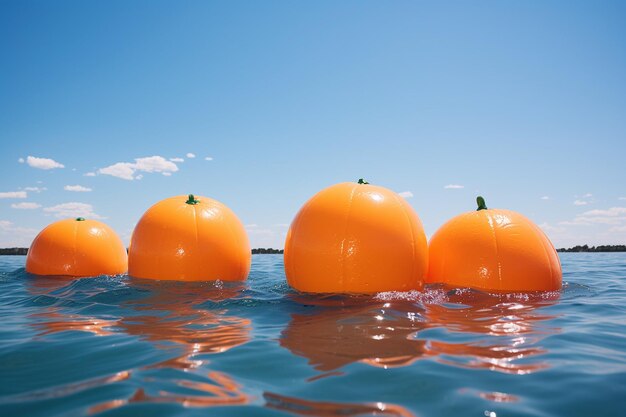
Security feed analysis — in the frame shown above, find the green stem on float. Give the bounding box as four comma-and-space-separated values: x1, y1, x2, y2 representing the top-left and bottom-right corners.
186, 194, 200, 205
357, 178, 369, 185
476, 196, 487, 211
76, 217, 85, 221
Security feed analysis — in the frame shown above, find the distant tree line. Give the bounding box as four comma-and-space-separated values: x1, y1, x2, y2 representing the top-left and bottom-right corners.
0, 247, 285, 255
4, 246, 626, 255
251, 248, 284, 254
0, 247, 28, 255
557, 245, 626, 253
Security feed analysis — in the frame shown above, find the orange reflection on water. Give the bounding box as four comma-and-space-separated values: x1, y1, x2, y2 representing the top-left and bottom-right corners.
479, 391, 519, 403
120, 280, 251, 367
26, 277, 253, 411
424, 289, 559, 336
1, 371, 131, 403
457, 387, 520, 404
281, 290, 560, 375
119, 309, 250, 370
103, 280, 252, 410
90, 371, 248, 413
423, 290, 559, 374
427, 339, 548, 375
281, 301, 431, 371
264, 392, 417, 417
30, 310, 116, 337
27, 277, 119, 338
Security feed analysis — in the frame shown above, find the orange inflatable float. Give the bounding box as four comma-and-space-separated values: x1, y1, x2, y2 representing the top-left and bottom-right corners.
426, 196, 562, 292
284, 179, 428, 293
128, 194, 250, 281
26, 218, 127, 277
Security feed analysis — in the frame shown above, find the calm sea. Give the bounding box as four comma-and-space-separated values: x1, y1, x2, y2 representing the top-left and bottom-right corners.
0, 253, 624, 417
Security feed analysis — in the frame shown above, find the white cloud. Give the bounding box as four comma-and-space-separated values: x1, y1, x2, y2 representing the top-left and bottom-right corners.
162, 172, 172, 176
0, 191, 27, 199
573, 193, 594, 206
11, 202, 41, 209
186, 153, 196, 158
64, 185, 92, 192
539, 222, 566, 233
98, 156, 178, 180
99, 162, 136, 180
0, 220, 38, 247
84, 172, 96, 177
540, 196, 550, 200
559, 207, 626, 226
560, 217, 626, 226
245, 224, 285, 248
25, 155, 65, 170
43, 202, 103, 219
130, 156, 178, 174
23, 187, 46, 192
609, 225, 626, 233
205, 156, 213, 161
169, 157, 184, 162
18, 158, 24, 163
582, 207, 626, 217
619, 197, 626, 201
136, 174, 143, 180
398, 191, 413, 199
444, 184, 464, 189
245, 224, 275, 237
557, 220, 578, 226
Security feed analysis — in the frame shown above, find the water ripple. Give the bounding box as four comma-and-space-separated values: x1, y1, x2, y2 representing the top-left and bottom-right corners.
0, 253, 624, 416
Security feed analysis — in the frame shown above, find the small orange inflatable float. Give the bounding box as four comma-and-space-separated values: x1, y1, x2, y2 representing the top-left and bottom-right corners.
128, 194, 250, 281
284, 179, 428, 293
26, 218, 127, 277
426, 196, 562, 292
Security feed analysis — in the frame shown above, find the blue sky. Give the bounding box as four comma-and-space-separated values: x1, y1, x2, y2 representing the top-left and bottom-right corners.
1, 1, 625, 249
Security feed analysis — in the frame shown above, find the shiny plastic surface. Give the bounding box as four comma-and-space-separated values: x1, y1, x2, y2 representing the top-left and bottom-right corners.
128, 195, 251, 281
426, 208, 562, 291
284, 182, 428, 293
26, 218, 128, 277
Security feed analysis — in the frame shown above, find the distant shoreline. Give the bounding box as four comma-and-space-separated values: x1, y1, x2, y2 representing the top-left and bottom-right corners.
251, 248, 284, 254
0, 248, 28, 255
2, 246, 625, 255
556, 245, 626, 253
0, 247, 284, 255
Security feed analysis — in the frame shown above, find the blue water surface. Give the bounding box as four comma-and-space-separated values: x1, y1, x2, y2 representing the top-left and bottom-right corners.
0, 254, 625, 417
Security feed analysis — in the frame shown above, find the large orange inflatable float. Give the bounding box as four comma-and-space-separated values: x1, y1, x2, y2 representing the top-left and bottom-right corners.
26, 218, 127, 277
284, 179, 428, 293
128, 194, 250, 281
426, 197, 562, 292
